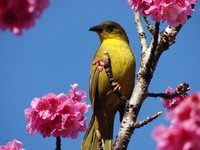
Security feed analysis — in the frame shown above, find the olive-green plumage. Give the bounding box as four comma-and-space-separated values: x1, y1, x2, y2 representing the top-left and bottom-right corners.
82, 21, 136, 150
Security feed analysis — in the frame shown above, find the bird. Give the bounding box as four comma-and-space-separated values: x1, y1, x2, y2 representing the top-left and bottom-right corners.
82, 21, 136, 150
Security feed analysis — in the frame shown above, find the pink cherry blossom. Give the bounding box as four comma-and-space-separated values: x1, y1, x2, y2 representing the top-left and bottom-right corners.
92, 58, 105, 72
128, 0, 153, 16
69, 83, 87, 102
168, 94, 200, 125
153, 93, 200, 150
25, 84, 89, 138
162, 87, 187, 110
128, 0, 197, 27
0, 139, 25, 150
0, 0, 49, 35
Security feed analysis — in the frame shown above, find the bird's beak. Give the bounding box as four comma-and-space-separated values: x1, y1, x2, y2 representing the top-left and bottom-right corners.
89, 25, 102, 32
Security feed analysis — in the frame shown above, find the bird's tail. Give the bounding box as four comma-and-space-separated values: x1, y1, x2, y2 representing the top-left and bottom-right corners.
81, 114, 113, 150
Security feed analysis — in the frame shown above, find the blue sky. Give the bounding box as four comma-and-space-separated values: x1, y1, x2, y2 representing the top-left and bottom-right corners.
0, 1, 200, 149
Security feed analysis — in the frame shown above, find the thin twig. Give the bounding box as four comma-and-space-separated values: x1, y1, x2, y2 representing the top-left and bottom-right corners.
134, 12, 148, 52
140, 22, 160, 82
147, 22, 160, 63
103, 51, 128, 122
147, 82, 190, 99
134, 112, 162, 128
143, 17, 155, 34
147, 92, 187, 99
152, 22, 160, 53
103, 51, 128, 104
55, 136, 61, 150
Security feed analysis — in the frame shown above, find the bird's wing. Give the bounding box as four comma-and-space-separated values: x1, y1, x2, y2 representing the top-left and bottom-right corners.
89, 64, 99, 109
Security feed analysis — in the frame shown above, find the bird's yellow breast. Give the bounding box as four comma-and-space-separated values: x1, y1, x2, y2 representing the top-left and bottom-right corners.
93, 38, 135, 106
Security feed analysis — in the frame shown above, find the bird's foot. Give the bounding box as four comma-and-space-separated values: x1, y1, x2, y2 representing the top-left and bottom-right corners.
112, 82, 121, 92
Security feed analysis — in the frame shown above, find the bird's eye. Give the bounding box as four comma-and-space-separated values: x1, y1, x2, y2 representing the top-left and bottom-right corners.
106, 25, 115, 32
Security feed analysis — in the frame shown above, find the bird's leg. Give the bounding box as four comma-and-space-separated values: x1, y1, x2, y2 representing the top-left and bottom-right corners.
111, 82, 126, 122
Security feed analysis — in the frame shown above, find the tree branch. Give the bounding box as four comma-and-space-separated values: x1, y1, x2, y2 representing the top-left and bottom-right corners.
103, 51, 128, 104
55, 136, 61, 150
134, 112, 162, 128
143, 17, 155, 35
134, 12, 148, 55
147, 82, 190, 99
159, 25, 182, 51
113, 18, 183, 150
147, 92, 186, 99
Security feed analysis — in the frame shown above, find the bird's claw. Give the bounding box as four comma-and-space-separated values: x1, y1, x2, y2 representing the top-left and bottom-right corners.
112, 82, 121, 92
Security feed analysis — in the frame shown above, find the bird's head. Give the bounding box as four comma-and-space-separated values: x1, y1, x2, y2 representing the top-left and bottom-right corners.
89, 21, 129, 43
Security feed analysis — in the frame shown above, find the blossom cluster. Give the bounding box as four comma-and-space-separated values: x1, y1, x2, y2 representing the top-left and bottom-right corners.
128, 0, 197, 27
25, 84, 89, 138
0, 139, 25, 150
162, 87, 187, 110
153, 93, 200, 150
0, 0, 49, 35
